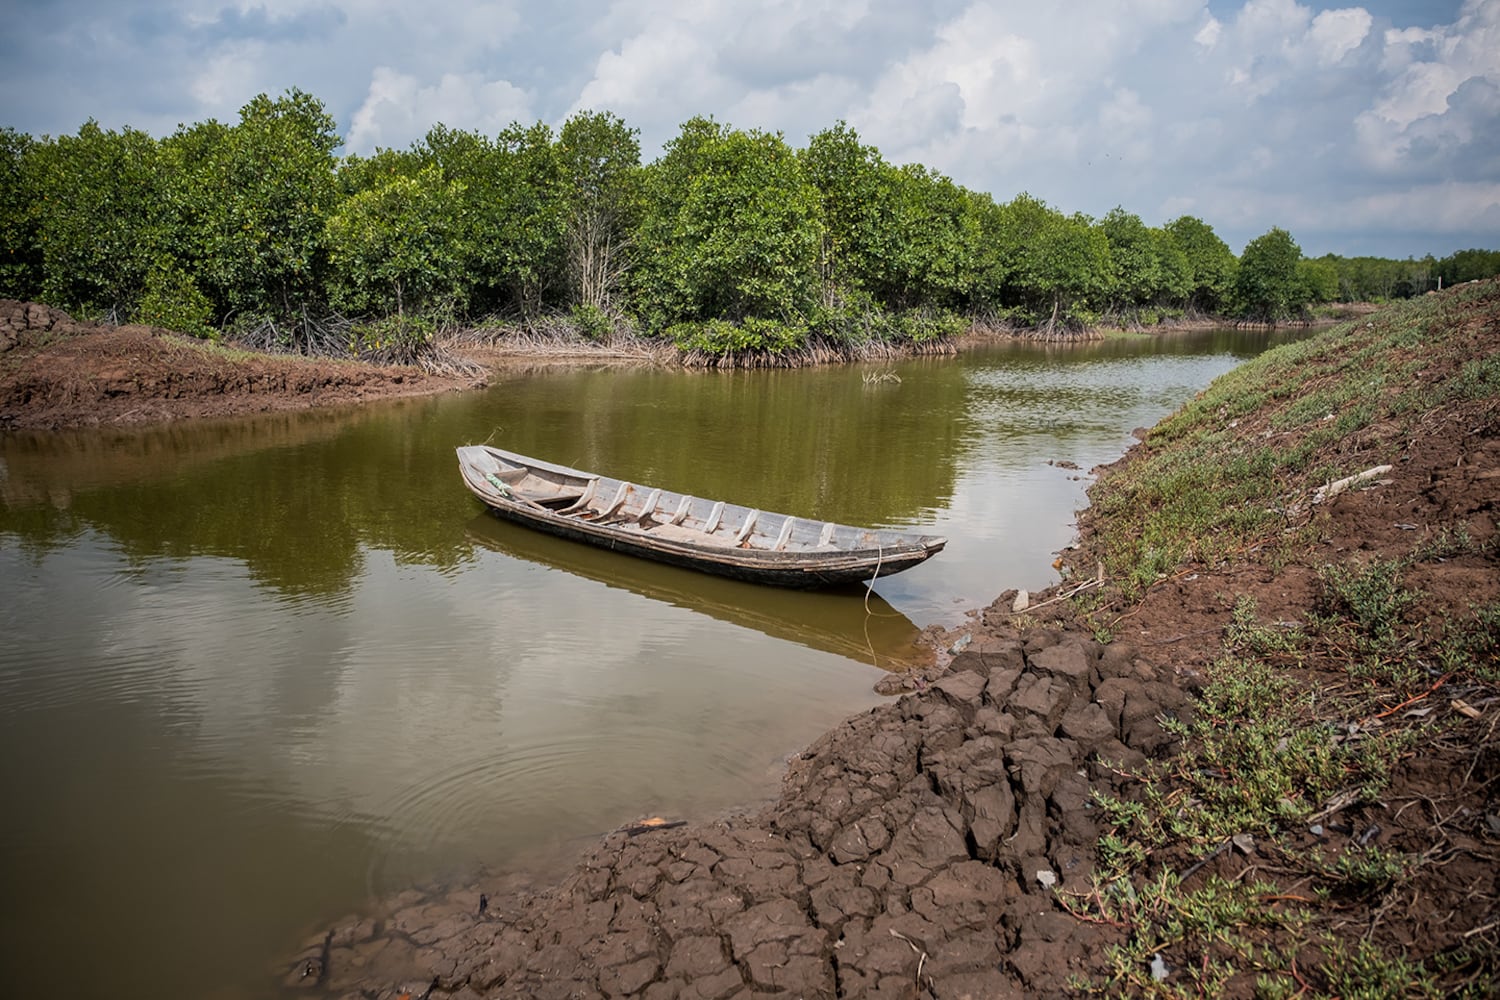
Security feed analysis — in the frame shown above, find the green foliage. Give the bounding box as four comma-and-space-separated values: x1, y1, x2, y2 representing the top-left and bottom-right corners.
335, 147, 425, 196
558, 110, 642, 310
163, 90, 341, 328
0, 127, 39, 299
1298, 256, 1341, 303
801, 122, 894, 298
1440, 601, 1500, 682
1319, 939, 1444, 1000
1224, 595, 1304, 658
1165, 215, 1237, 313
10, 92, 1494, 362
1098, 209, 1199, 321
667, 316, 808, 356
1072, 282, 1500, 1000
895, 308, 969, 344
1075, 870, 1299, 998
1435, 247, 1500, 286
492, 121, 567, 313
1100, 207, 1163, 315
27, 120, 170, 316
324, 164, 465, 318
1311, 252, 1437, 301
632, 118, 822, 330
425, 121, 566, 315
1315, 559, 1420, 653
346, 312, 435, 364
135, 256, 215, 337
994, 194, 1114, 329
1151, 227, 1194, 312
874, 164, 980, 310
569, 303, 615, 342
1234, 228, 1311, 323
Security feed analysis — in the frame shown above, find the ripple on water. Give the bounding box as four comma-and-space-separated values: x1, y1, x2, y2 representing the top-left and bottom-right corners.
0, 537, 295, 717
351, 718, 752, 893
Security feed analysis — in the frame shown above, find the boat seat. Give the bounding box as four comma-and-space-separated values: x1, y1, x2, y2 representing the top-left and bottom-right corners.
557, 479, 599, 514
578, 482, 631, 521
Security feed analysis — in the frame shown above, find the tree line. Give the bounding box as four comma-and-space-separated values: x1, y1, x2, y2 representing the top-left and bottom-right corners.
2, 89, 1495, 361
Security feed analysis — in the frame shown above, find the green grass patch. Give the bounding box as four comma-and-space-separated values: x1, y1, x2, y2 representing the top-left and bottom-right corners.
1068, 283, 1499, 998
1086, 282, 1500, 600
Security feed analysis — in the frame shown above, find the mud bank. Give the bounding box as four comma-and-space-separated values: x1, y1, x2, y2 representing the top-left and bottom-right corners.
0, 301, 484, 430
284, 630, 1187, 998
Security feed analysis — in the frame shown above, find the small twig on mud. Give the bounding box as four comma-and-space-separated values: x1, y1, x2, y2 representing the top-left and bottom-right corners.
1289, 954, 1313, 995
1463, 919, 1498, 939
1464, 712, 1500, 785
1094, 759, 1148, 783
1308, 787, 1365, 824
1145, 628, 1223, 646
888, 929, 932, 994
1369, 672, 1453, 721
1178, 839, 1229, 883
1004, 574, 1104, 617
1054, 888, 1128, 928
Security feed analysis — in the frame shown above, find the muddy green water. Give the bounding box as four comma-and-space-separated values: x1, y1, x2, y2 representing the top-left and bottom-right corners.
0, 330, 1302, 998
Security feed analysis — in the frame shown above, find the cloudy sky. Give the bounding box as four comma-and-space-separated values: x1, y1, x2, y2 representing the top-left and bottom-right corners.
4, 0, 1497, 259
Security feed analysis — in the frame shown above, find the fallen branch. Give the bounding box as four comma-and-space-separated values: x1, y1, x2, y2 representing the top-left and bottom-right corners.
1313, 464, 1393, 505
1003, 563, 1106, 617
1369, 672, 1453, 722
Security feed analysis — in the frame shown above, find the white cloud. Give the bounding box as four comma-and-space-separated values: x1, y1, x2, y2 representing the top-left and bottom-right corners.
1309, 7, 1374, 65
1195, 14, 1223, 46
573, 21, 725, 122
1354, 0, 1500, 177
348, 69, 533, 151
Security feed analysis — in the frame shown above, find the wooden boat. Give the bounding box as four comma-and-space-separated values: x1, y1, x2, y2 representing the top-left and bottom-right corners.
456, 445, 946, 588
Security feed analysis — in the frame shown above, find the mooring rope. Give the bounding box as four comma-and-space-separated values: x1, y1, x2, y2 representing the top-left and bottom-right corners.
864, 543, 885, 615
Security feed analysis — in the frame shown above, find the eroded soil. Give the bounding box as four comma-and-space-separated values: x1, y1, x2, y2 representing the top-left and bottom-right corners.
0, 301, 485, 430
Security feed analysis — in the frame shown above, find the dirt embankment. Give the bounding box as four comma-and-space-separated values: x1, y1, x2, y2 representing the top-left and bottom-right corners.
0, 301, 485, 430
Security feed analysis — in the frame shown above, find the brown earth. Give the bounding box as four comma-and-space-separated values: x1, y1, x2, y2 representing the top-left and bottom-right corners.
0, 300, 486, 430
2, 297, 1495, 997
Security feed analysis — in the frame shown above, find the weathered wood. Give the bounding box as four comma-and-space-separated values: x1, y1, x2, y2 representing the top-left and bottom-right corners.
734, 510, 760, 545
559, 478, 598, 514
456, 445, 946, 588
773, 517, 796, 552
704, 501, 725, 534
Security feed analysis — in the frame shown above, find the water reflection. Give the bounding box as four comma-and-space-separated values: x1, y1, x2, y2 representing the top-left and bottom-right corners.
465, 514, 929, 671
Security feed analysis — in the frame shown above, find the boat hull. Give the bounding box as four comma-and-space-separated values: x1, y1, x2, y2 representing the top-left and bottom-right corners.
456, 445, 945, 588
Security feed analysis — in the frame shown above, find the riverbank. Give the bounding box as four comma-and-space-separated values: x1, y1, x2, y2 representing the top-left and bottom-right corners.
0, 300, 488, 431
2, 299, 1356, 432
277, 281, 1497, 998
